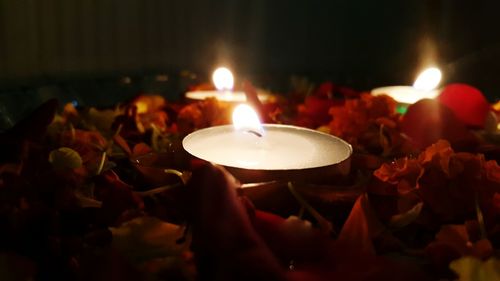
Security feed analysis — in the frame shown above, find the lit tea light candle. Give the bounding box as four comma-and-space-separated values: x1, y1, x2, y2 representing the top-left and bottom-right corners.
182, 104, 352, 183
372, 67, 442, 113
185, 67, 271, 103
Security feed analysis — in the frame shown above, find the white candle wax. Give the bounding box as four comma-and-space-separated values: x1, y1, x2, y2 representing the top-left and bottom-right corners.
186, 67, 271, 103
371, 86, 440, 105
185, 90, 271, 103
372, 67, 443, 105
182, 124, 352, 170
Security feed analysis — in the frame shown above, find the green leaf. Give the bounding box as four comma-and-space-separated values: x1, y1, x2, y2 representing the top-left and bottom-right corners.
450, 256, 500, 281
48, 147, 83, 170
388, 202, 423, 229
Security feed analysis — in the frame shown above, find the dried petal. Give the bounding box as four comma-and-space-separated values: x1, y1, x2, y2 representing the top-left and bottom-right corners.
48, 147, 83, 170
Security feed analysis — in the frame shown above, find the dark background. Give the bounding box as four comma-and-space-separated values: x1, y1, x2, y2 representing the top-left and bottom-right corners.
0, 0, 499, 108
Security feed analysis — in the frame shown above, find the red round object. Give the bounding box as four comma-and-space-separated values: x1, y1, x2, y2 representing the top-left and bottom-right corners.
401, 99, 477, 150
437, 83, 490, 128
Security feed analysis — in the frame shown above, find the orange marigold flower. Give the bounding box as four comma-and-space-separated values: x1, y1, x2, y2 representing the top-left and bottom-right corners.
374, 157, 421, 186
133, 95, 166, 114
329, 93, 399, 150
177, 98, 231, 134
484, 160, 500, 183
130, 95, 169, 132
418, 140, 455, 176
373, 139, 500, 223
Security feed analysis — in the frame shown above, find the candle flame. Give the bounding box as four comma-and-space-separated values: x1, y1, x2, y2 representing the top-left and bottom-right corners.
232, 104, 264, 135
413, 67, 442, 91
212, 67, 234, 91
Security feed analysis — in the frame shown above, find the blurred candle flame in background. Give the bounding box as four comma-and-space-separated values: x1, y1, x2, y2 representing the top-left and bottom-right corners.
413, 67, 442, 91
212, 67, 235, 91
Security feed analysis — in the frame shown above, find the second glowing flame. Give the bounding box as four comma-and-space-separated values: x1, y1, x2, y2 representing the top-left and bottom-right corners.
212, 67, 234, 91
413, 67, 442, 91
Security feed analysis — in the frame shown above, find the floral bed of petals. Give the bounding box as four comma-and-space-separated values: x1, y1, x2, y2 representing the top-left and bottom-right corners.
0, 82, 499, 280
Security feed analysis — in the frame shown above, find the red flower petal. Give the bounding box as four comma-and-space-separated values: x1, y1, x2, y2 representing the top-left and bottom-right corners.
402, 99, 477, 150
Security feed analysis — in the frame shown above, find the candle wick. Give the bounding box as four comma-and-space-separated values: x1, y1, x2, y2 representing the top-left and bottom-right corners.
246, 130, 263, 137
